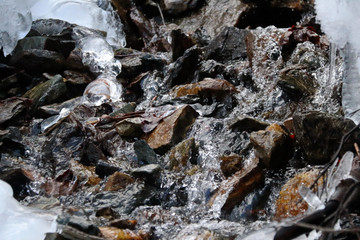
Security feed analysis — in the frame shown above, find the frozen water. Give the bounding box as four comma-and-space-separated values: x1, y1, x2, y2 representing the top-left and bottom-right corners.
0, 180, 57, 240
315, 0, 360, 123
0, 0, 32, 56
298, 186, 324, 210
29, 0, 126, 48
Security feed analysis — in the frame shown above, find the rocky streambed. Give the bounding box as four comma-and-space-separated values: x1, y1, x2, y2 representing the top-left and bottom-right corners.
1, 0, 360, 239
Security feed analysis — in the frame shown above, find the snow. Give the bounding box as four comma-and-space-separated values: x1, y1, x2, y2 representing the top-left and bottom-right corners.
0, 180, 57, 240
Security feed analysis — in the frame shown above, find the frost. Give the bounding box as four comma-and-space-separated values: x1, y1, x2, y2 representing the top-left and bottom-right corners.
0, 0, 32, 56
0, 180, 57, 240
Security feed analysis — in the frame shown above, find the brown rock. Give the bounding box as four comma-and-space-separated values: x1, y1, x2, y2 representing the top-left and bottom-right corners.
228, 115, 269, 132
0, 97, 31, 125
171, 78, 237, 100
219, 154, 244, 178
99, 227, 149, 240
146, 105, 198, 153
168, 137, 198, 171
250, 123, 293, 168
104, 172, 135, 191
208, 157, 263, 214
275, 169, 322, 219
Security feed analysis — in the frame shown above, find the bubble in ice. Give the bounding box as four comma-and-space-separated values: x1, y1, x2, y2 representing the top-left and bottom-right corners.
0, 0, 32, 56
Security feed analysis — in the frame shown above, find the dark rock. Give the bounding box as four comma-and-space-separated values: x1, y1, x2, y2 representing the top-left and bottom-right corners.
170, 29, 195, 61
63, 70, 92, 85
250, 123, 293, 168
161, 0, 203, 15
67, 216, 100, 236
219, 154, 244, 178
109, 219, 137, 230
22, 74, 67, 109
0, 97, 31, 125
164, 46, 200, 88
228, 115, 269, 132
95, 159, 124, 178
293, 112, 360, 164
104, 172, 135, 191
168, 137, 198, 171
39, 97, 82, 116
208, 157, 263, 214
134, 140, 158, 165
205, 27, 249, 62
146, 105, 199, 153
0, 71, 32, 99
0, 168, 34, 199
171, 78, 238, 101
278, 64, 316, 99
178, 0, 249, 39
96, 207, 118, 219
132, 164, 162, 186
81, 142, 106, 166
116, 117, 144, 138
46, 225, 104, 240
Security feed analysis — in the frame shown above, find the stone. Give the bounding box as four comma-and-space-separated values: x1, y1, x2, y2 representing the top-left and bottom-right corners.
178, 0, 249, 39
208, 157, 263, 214
132, 164, 162, 186
250, 123, 293, 168
275, 169, 322, 219
219, 154, 244, 178
171, 78, 238, 100
0, 97, 31, 125
161, 0, 202, 15
205, 27, 249, 63
146, 105, 199, 153
104, 172, 135, 192
99, 227, 148, 240
22, 74, 67, 109
170, 29, 195, 61
116, 118, 144, 138
134, 140, 158, 165
0, 71, 32, 99
228, 115, 269, 132
63, 70, 92, 85
168, 137, 198, 171
109, 219, 137, 230
293, 111, 360, 164
277, 64, 316, 99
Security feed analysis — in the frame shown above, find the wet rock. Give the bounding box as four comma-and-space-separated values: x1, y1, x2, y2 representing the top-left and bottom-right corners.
81, 142, 107, 166
293, 112, 360, 164
170, 29, 195, 61
10, 49, 66, 73
99, 227, 149, 240
96, 207, 118, 219
132, 164, 162, 186
250, 123, 293, 168
178, 0, 249, 39
0, 70, 32, 99
164, 46, 200, 88
171, 78, 238, 101
275, 169, 322, 219
161, 0, 202, 15
0, 97, 31, 125
69, 160, 101, 186
167, 137, 198, 171
39, 97, 82, 115
104, 172, 135, 192
205, 27, 249, 62
47, 225, 104, 240
95, 158, 125, 178
208, 157, 263, 214
0, 168, 34, 199
134, 140, 158, 165
289, 41, 328, 70
228, 115, 269, 132
109, 219, 137, 230
22, 74, 67, 109
68, 216, 101, 236
116, 118, 144, 138
219, 154, 244, 178
146, 105, 198, 152
63, 70, 92, 85
277, 64, 316, 99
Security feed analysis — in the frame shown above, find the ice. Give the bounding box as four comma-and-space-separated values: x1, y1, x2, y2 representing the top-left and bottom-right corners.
0, 180, 57, 240
298, 186, 324, 210
41, 107, 71, 133
29, 0, 126, 48
0, 0, 32, 56
315, 0, 360, 123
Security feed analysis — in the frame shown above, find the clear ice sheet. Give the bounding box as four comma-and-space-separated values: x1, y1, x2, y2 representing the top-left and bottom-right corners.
0, 180, 57, 240
0, 0, 32, 56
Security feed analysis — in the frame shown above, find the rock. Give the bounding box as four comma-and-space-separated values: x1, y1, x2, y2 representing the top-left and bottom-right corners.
132, 164, 162, 186
208, 157, 263, 214
104, 172, 135, 192
22, 74, 67, 109
63, 70, 92, 85
99, 227, 149, 240
219, 154, 244, 178
171, 78, 238, 101
275, 169, 322, 219
69, 160, 101, 186
164, 46, 200, 88
95, 158, 125, 178
68, 216, 100, 236
161, 0, 202, 15
277, 64, 316, 99
205, 27, 249, 62
146, 105, 199, 152
0, 97, 31, 125
0, 70, 32, 99
0, 168, 34, 199
170, 29, 195, 61
80, 142, 107, 166
168, 137, 198, 171
39, 97, 82, 115
178, 0, 249, 39
250, 123, 293, 168
109, 219, 137, 230
116, 118, 144, 138
134, 140, 158, 165
228, 115, 269, 132
293, 112, 360, 164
